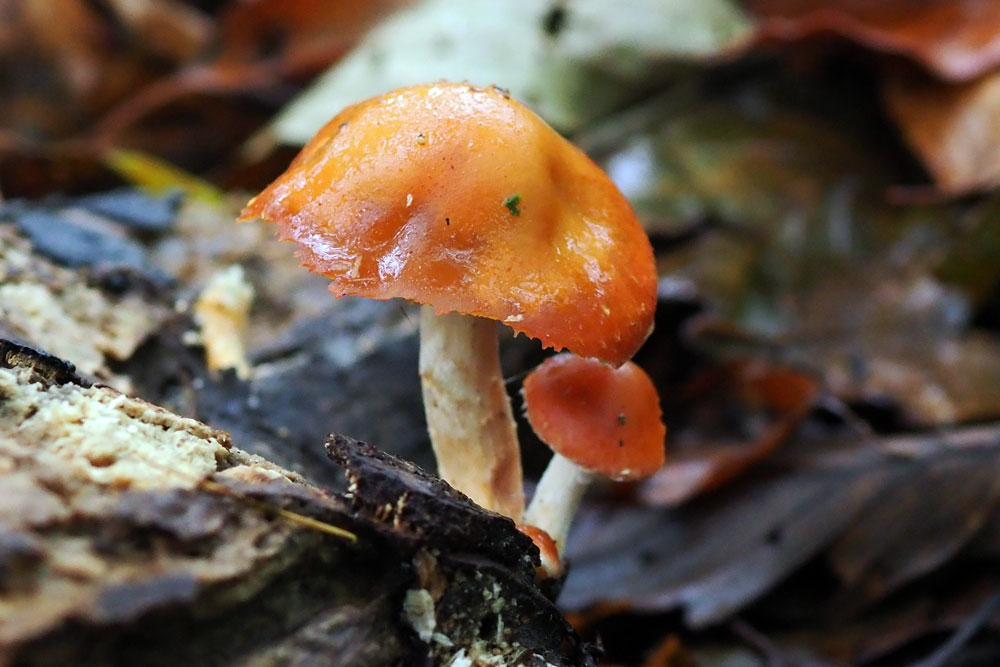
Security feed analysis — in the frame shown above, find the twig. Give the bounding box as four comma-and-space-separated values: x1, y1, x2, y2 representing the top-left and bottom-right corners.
815, 394, 875, 439
503, 367, 531, 387
730, 618, 788, 667
911, 588, 1000, 667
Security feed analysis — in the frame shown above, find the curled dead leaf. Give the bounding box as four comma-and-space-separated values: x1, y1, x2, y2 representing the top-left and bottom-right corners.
746, 0, 1000, 81
885, 71, 1000, 195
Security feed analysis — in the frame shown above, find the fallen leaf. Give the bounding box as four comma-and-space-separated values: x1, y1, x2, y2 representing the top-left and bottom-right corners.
104, 0, 214, 64
560, 425, 1000, 627
601, 77, 1000, 427
104, 148, 224, 205
825, 331, 1000, 426
0, 141, 121, 199
268, 0, 754, 144
746, 0, 1000, 81
772, 573, 1000, 665
885, 71, 1000, 194
641, 362, 818, 506
829, 451, 1000, 605
562, 447, 891, 626
602, 90, 891, 241
0, 0, 129, 139
218, 0, 409, 68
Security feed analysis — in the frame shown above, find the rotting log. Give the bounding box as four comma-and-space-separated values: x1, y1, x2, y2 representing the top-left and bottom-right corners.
0, 339, 597, 666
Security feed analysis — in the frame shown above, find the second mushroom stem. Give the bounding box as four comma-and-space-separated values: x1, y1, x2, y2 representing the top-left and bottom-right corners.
418, 306, 524, 521
523, 452, 593, 551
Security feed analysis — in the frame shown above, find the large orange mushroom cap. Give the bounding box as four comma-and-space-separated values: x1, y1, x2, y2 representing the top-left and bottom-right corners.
240, 82, 656, 365
522, 353, 666, 481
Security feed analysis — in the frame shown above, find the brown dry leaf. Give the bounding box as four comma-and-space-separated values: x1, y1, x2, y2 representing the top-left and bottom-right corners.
0, 0, 129, 139
218, 0, 411, 69
0, 0, 217, 187
0, 142, 121, 198
826, 331, 1000, 427
641, 362, 818, 506
88, 62, 284, 151
89, 0, 411, 160
885, 71, 1000, 194
745, 0, 1000, 81
12, 0, 110, 100
0, 0, 410, 189
104, 0, 214, 64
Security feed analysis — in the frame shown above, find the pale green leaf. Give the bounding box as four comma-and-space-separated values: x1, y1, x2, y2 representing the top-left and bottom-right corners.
270, 0, 753, 145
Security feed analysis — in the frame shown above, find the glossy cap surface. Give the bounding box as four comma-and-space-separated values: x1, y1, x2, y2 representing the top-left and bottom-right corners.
241, 82, 656, 365
522, 353, 666, 480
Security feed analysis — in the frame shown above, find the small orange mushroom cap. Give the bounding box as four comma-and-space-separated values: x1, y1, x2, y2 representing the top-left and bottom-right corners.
240, 82, 656, 365
522, 353, 666, 480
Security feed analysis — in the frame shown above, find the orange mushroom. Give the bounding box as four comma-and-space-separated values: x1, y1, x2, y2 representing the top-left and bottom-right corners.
522, 353, 666, 553
240, 82, 657, 520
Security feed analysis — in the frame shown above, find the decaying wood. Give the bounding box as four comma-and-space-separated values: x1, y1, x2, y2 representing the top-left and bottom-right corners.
0, 340, 596, 666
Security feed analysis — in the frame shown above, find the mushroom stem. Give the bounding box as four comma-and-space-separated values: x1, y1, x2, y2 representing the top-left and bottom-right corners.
523, 452, 595, 552
418, 306, 523, 520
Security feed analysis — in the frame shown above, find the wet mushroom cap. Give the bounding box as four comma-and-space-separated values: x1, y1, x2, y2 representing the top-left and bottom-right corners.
240, 82, 656, 365
522, 353, 666, 480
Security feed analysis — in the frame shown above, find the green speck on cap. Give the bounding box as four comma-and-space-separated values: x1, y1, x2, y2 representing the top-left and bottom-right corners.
503, 194, 522, 216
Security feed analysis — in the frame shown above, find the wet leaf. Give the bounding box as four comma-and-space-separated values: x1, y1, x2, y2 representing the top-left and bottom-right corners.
745, 0, 1000, 81
641, 635, 693, 667
825, 331, 1000, 426
269, 0, 753, 144
561, 446, 890, 626
560, 426, 1000, 627
830, 451, 1000, 605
